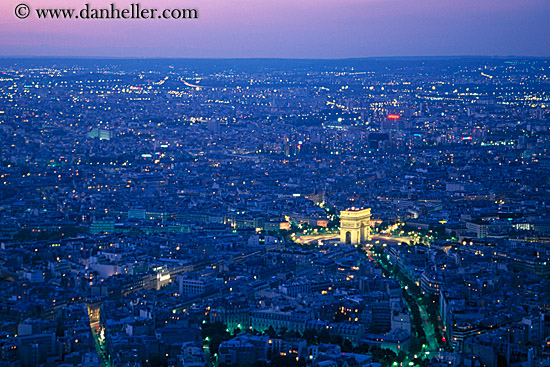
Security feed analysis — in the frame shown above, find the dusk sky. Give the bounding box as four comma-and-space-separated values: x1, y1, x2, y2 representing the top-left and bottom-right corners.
1, 0, 549, 58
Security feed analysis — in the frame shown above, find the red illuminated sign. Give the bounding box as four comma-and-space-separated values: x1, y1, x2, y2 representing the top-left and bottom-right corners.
387, 114, 400, 119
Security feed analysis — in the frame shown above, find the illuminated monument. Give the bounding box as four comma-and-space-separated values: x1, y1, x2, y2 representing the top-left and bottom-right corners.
340, 208, 371, 245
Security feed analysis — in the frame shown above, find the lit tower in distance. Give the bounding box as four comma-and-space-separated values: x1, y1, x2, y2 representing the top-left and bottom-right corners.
339, 208, 371, 245
381, 114, 400, 132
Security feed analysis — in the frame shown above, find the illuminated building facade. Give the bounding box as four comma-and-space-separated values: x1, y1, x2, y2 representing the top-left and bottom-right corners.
339, 208, 371, 245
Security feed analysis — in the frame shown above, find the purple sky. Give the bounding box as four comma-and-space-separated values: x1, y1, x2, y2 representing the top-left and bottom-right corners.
1, 0, 549, 58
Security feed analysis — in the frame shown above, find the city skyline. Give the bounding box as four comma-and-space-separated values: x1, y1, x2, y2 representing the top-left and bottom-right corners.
1, 0, 550, 363
0, 47, 549, 367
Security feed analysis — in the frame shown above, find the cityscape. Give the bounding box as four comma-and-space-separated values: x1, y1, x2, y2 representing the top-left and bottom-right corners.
0, 56, 549, 367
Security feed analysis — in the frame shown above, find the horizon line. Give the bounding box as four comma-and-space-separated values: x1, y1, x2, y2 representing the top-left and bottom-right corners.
0, 55, 549, 61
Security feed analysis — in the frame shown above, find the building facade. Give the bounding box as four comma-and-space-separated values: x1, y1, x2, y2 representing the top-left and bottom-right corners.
340, 208, 371, 245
